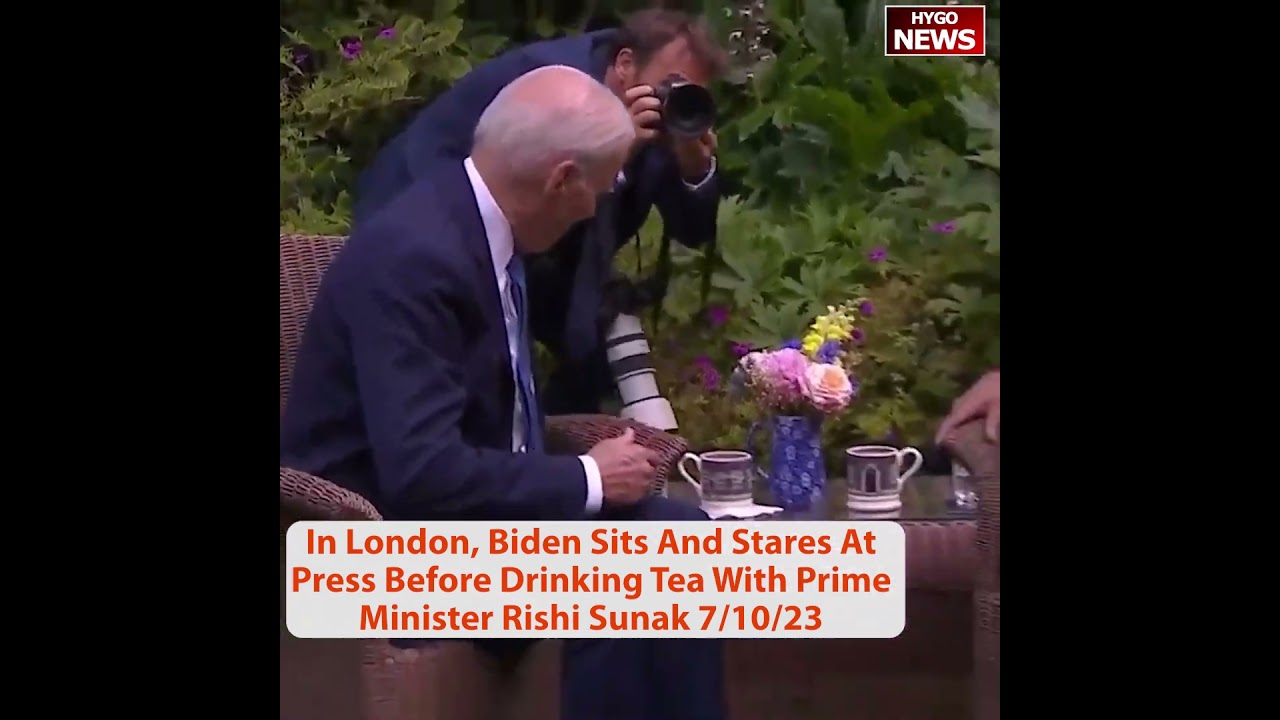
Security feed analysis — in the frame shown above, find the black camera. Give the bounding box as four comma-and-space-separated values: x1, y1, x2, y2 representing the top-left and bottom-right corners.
653, 73, 715, 138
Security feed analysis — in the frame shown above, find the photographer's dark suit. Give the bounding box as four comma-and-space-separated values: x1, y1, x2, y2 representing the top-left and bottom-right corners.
354, 30, 718, 413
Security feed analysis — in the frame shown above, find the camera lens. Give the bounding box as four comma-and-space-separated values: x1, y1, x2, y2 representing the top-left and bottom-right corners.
604, 314, 679, 434
662, 84, 715, 138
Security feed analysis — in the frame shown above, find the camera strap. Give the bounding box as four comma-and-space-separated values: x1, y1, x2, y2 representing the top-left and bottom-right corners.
628, 227, 714, 337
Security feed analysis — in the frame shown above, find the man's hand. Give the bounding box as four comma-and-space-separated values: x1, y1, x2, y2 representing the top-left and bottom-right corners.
587, 427, 659, 506
671, 129, 716, 182
936, 370, 1000, 444
623, 85, 662, 152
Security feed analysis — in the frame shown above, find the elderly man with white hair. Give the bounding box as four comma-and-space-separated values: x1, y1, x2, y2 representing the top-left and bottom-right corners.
281, 66, 726, 720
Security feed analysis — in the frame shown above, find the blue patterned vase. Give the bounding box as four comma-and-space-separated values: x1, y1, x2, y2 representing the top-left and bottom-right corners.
747, 415, 826, 509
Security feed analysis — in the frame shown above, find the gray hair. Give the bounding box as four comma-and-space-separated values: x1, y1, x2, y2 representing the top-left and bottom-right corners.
473, 65, 634, 180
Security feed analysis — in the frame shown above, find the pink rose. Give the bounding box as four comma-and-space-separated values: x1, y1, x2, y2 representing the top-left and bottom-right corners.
804, 362, 853, 412
757, 348, 809, 392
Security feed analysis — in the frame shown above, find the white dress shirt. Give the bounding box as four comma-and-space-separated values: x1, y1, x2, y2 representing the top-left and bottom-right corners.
463, 157, 603, 515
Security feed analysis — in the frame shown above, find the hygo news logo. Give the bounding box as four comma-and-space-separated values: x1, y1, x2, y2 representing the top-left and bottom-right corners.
884, 4, 986, 57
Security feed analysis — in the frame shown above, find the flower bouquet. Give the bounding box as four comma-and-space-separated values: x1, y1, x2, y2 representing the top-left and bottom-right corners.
732, 302, 867, 508
732, 302, 864, 416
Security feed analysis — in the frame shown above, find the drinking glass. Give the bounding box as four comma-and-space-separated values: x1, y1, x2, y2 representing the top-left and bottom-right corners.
948, 461, 979, 512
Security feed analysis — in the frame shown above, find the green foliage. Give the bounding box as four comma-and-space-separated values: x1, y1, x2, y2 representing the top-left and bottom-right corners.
280, 1, 505, 233
621, 0, 1000, 463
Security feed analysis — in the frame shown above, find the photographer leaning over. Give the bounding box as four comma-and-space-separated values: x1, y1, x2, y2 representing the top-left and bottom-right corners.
355, 9, 726, 416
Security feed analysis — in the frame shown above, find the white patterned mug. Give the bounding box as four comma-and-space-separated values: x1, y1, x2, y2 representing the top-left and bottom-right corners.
845, 444, 924, 512
678, 450, 757, 508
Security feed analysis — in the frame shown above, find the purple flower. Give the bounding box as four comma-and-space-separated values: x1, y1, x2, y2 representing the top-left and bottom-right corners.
691, 355, 720, 390
858, 300, 874, 317
340, 37, 363, 59
781, 338, 802, 350
849, 375, 861, 397
730, 341, 752, 358
815, 339, 841, 364
707, 305, 730, 328
377, 27, 396, 39
931, 220, 956, 234
702, 368, 722, 391
851, 327, 865, 345
285, 44, 316, 80
868, 246, 887, 263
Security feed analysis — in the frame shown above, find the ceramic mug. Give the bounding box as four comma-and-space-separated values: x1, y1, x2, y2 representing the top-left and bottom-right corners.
845, 444, 924, 512
678, 450, 757, 509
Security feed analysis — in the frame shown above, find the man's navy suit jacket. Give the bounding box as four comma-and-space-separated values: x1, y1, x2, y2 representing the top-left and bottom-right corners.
280, 161, 590, 522
354, 30, 718, 366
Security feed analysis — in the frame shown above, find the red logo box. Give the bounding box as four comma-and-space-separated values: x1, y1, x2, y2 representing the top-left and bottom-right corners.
884, 4, 986, 57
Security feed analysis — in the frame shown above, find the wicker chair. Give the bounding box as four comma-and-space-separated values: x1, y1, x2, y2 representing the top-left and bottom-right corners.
279, 234, 688, 720
944, 420, 1000, 720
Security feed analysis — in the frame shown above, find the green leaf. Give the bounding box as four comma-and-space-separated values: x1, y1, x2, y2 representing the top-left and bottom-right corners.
968, 149, 1000, 170
718, 246, 757, 285
432, 0, 460, 18
710, 270, 746, 291
949, 89, 1000, 136
923, 298, 960, 315
466, 34, 508, 59
789, 55, 824, 84
421, 17, 463, 53
735, 104, 772, 141
779, 277, 813, 301
800, 0, 849, 63
436, 54, 472, 81
877, 151, 911, 181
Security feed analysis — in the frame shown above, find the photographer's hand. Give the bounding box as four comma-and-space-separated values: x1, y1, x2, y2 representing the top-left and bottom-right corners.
671, 130, 716, 183
624, 85, 662, 154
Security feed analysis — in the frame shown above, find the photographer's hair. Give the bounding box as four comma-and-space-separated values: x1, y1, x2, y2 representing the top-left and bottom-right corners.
609, 8, 730, 79
473, 65, 634, 181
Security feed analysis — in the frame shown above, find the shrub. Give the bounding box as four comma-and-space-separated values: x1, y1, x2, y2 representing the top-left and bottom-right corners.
618, 0, 999, 465
280, 1, 505, 233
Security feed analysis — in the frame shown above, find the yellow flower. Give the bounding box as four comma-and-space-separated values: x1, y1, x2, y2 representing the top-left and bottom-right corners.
802, 331, 824, 357
806, 307, 857, 355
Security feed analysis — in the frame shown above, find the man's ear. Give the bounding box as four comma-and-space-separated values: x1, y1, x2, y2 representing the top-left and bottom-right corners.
613, 48, 636, 85
546, 160, 577, 194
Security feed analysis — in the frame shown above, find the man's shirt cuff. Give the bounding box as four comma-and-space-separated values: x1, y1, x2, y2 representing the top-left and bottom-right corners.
682, 156, 717, 191
579, 455, 603, 515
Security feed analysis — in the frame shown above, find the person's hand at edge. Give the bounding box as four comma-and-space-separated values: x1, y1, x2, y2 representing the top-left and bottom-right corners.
935, 370, 1000, 445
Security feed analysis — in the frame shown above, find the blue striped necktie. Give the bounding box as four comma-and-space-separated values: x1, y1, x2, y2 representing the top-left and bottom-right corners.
506, 255, 543, 452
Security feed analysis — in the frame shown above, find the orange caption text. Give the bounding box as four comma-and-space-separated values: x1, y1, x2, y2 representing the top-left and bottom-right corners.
306, 526, 877, 558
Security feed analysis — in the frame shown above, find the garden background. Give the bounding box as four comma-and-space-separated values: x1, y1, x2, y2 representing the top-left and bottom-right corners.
280, 0, 1001, 472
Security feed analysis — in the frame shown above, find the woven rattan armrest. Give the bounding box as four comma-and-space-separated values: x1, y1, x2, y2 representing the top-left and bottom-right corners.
545, 414, 688, 495
940, 418, 1000, 720
280, 466, 384, 522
